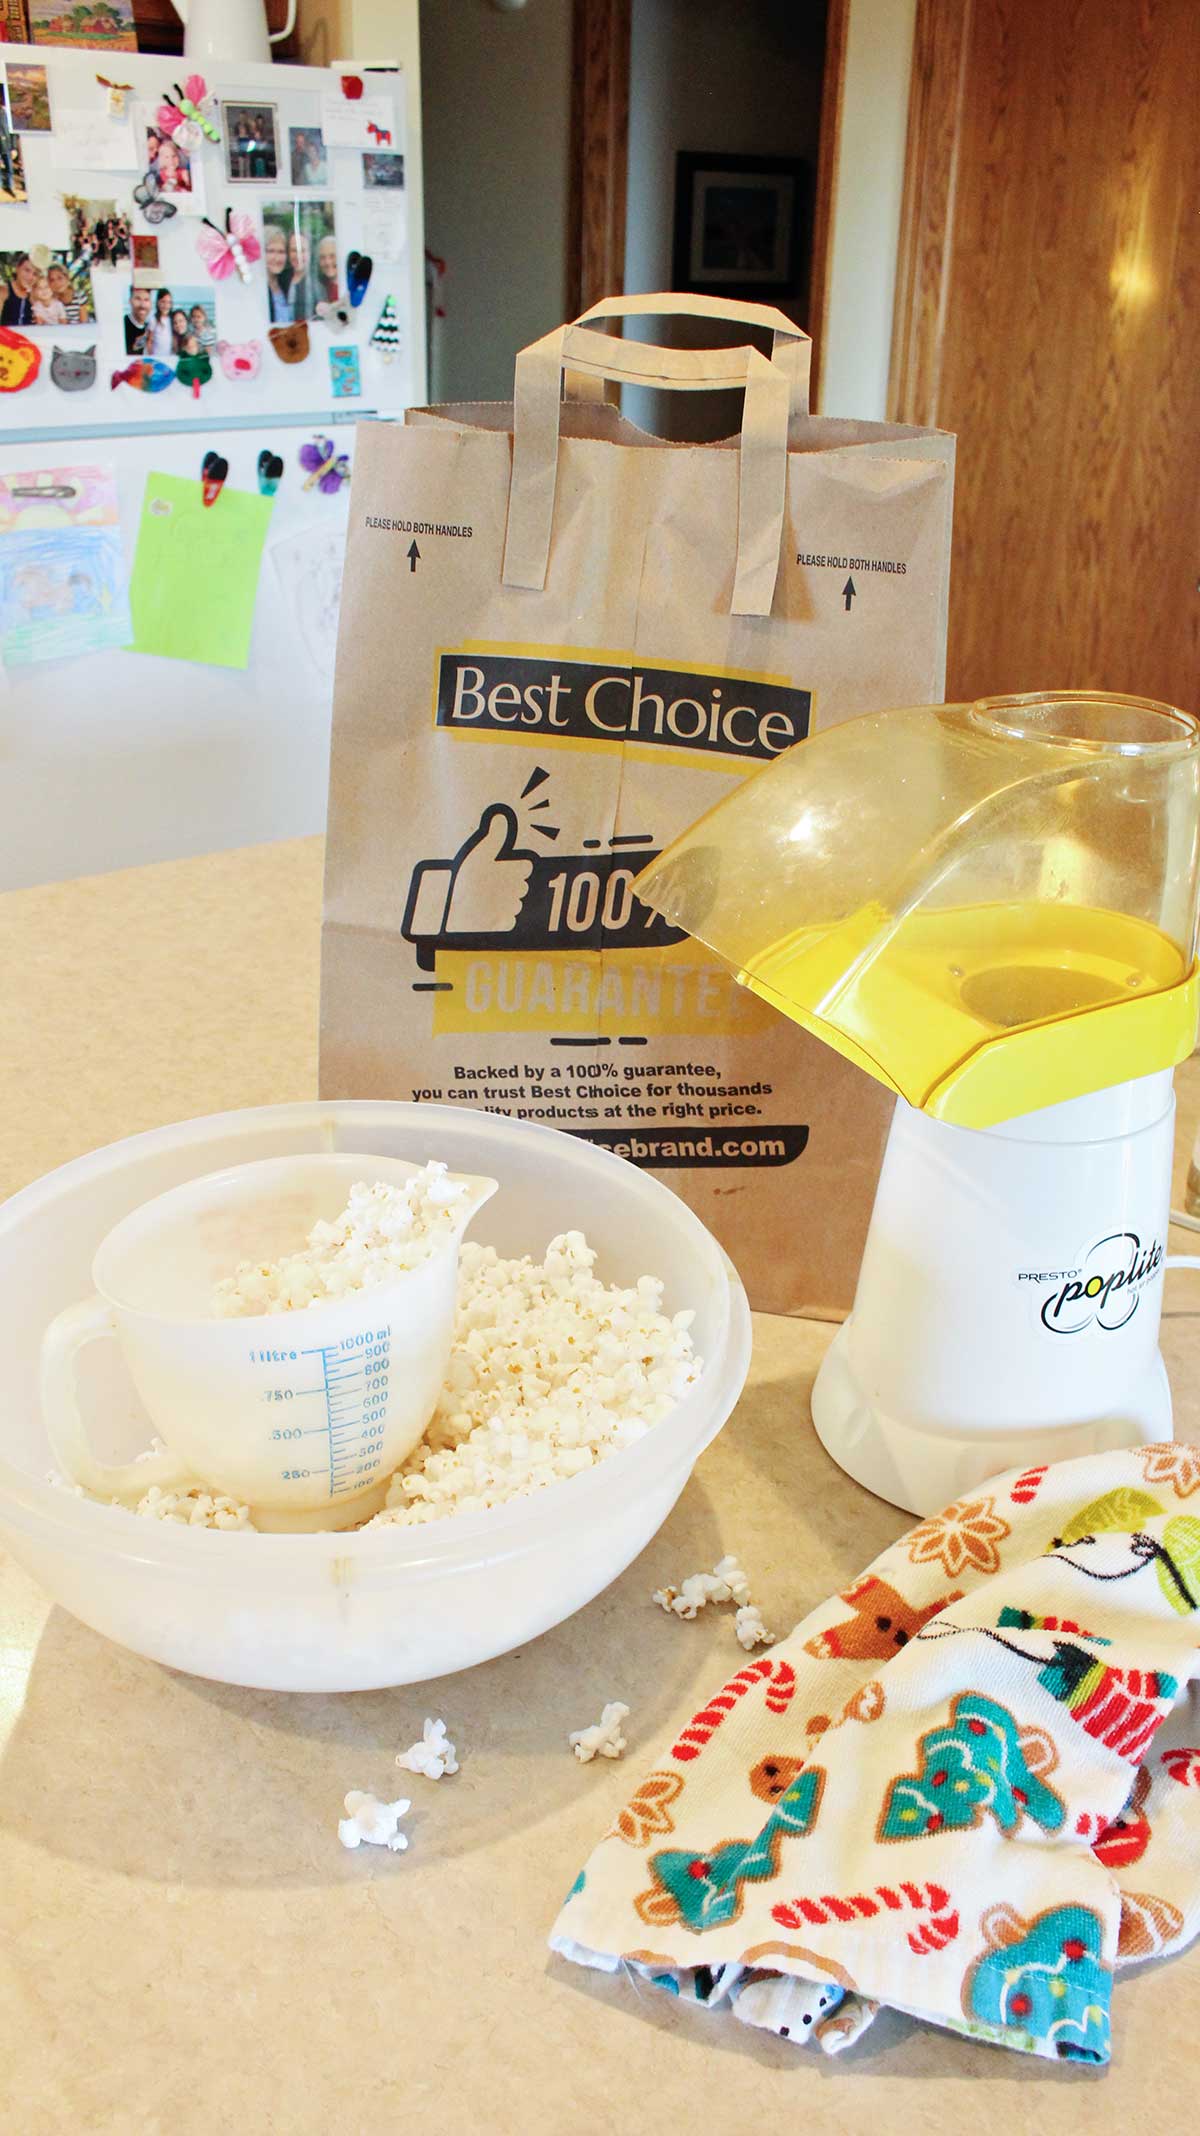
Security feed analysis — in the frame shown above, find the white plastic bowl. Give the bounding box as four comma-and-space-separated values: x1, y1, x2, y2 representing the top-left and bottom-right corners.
0, 1102, 752, 1691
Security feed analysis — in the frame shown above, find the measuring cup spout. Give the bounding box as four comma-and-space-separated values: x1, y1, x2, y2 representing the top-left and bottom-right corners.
444, 1172, 500, 1233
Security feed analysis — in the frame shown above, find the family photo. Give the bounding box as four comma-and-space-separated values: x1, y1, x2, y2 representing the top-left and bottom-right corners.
288, 126, 328, 187
0, 249, 95, 326
262, 199, 338, 324
143, 124, 196, 196
224, 102, 280, 183
64, 197, 131, 269
123, 283, 216, 359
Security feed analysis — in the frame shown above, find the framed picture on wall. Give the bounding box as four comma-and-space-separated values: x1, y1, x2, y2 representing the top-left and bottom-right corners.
672, 151, 810, 302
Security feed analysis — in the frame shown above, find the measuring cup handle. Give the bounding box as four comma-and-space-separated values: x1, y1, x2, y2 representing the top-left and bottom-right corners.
40, 1295, 192, 1501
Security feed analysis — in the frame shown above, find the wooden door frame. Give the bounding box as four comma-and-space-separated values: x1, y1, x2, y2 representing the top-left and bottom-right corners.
566, 0, 631, 319
806, 0, 849, 410
566, 0, 849, 407
887, 0, 973, 424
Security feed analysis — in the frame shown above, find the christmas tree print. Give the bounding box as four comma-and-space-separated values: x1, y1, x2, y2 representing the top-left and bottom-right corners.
965, 1903, 1110, 2062
636, 1764, 824, 1934
370, 295, 401, 362
877, 1692, 1064, 1842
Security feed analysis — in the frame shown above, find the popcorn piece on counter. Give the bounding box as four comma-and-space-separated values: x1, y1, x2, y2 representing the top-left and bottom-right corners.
338, 1791, 412, 1852
713, 1554, 753, 1607
214, 1164, 472, 1316
396, 1717, 459, 1780
136, 1484, 254, 1531
734, 1603, 775, 1650
653, 1553, 752, 1618
570, 1701, 630, 1763
366, 1232, 699, 1528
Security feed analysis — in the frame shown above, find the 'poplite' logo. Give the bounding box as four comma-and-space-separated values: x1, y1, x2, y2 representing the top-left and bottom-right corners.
1040, 1232, 1165, 1334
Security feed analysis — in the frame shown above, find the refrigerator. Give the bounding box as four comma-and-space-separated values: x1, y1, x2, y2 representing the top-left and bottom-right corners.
0, 38, 424, 889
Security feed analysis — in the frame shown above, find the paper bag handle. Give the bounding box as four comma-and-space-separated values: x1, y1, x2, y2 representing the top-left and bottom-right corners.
563, 293, 811, 416
503, 310, 794, 619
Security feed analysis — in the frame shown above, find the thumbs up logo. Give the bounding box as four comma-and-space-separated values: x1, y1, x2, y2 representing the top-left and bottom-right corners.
403, 793, 540, 965
401, 772, 685, 973
444, 804, 534, 934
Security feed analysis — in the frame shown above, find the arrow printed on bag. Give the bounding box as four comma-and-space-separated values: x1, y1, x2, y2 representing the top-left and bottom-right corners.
407, 540, 421, 572
842, 575, 856, 610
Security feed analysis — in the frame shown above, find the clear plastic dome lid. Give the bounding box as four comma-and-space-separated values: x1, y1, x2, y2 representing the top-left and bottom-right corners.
635, 693, 1200, 1125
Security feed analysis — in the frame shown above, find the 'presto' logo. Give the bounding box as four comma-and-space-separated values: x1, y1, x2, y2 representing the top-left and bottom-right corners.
1040, 1232, 1165, 1334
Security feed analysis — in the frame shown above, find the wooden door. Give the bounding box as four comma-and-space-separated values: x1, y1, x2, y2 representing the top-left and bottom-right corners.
891, 0, 1200, 709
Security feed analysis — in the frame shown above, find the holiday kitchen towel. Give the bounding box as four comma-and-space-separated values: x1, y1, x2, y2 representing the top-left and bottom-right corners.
551, 1445, 1200, 2065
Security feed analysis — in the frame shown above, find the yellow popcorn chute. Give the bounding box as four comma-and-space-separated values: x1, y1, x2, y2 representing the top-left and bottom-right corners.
634, 694, 1200, 1128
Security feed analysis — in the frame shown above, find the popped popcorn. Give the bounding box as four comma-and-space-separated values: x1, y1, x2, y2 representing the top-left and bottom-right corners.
734, 1603, 775, 1650
653, 1553, 752, 1618
136, 1484, 252, 1530
366, 1230, 699, 1528
214, 1165, 472, 1316
569, 1701, 629, 1763
74, 1221, 700, 1539
396, 1717, 459, 1780
337, 1791, 412, 1852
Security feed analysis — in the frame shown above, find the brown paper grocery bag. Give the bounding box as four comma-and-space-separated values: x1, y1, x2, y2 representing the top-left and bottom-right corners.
321, 295, 955, 1317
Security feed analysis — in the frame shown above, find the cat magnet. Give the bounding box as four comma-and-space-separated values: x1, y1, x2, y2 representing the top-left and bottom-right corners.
50, 345, 97, 392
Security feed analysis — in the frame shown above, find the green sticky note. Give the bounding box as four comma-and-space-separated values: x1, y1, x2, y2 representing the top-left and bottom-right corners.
129, 472, 275, 669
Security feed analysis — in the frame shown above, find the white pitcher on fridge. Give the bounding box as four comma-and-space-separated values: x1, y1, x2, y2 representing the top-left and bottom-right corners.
172, 0, 296, 65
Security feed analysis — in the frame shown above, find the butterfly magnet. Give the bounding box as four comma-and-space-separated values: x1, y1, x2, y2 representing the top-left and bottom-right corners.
299, 435, 350, 495
198, 210, 262, 285
133, 170, 177, 227
158, 75, 220, 151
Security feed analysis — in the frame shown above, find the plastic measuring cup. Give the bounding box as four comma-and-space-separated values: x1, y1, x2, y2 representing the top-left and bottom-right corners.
39, 1153, 497, 1531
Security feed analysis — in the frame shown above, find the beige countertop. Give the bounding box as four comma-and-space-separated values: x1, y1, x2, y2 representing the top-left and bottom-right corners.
4, 836, 1200, 2133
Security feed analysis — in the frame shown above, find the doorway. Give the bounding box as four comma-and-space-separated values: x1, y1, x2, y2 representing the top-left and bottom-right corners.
890, 0, 1200, 709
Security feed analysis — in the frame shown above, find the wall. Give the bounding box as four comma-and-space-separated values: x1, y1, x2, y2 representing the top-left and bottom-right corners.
622, 0, 826, 439
820, 0, 917, 417
417, 0, 572, 403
